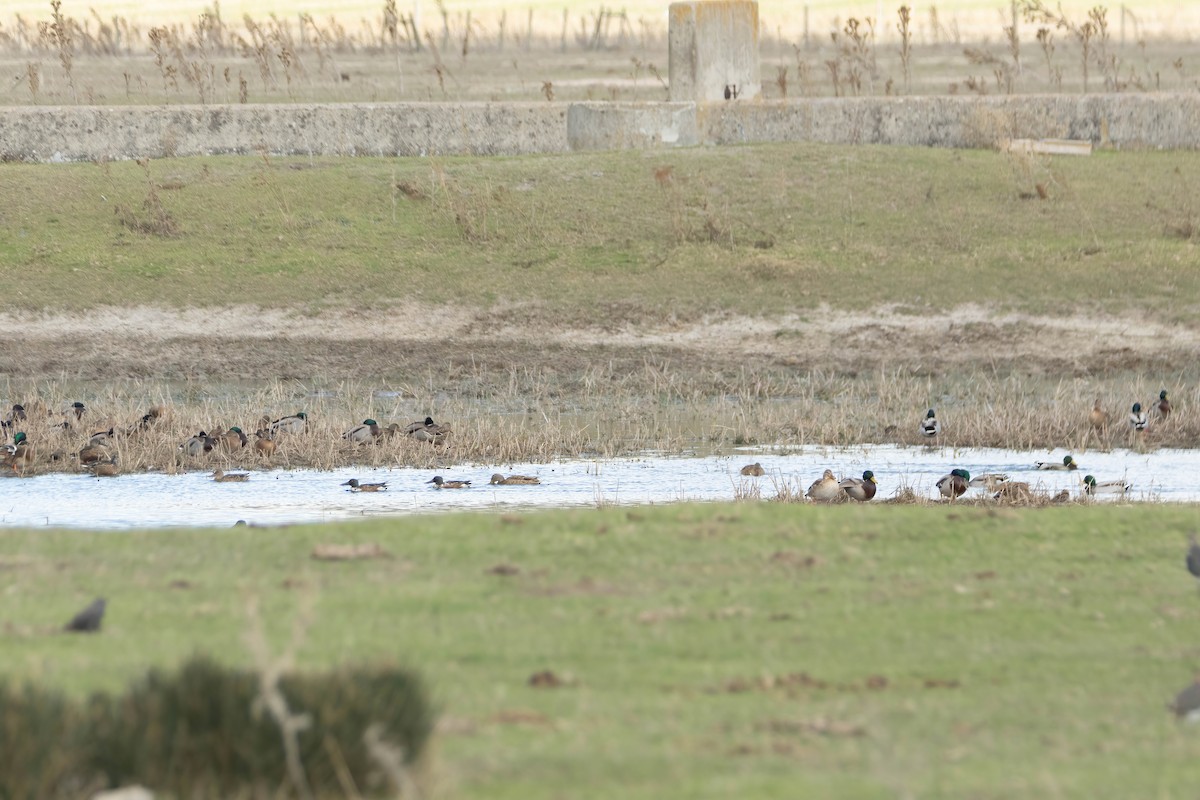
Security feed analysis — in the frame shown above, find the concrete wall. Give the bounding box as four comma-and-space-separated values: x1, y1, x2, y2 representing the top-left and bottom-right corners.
1, 94, 1197, 163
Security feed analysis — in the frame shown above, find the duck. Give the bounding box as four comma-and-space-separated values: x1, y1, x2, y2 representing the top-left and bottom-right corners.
1129, 402, 1148, 432
1, 403, 26, 431
428, 475, 471, 489
490, 473, 540, 485
343, 419, 382, 444
1036, 455, 1078, 471
920, 408, 940, 438
87, 428, 115, 447
253, 429, 276, 459
1156, 390, 1172, 419
993, 481, 1031, 501
406, 416, 450, 444
2, 432, 33, 466
805, 469, 843, 502
936, 468, 970, 500
838, 470, 877, 501
49, 401, 87, 430
269, 411, 308, 435
217, 427, 249, 449
1088, 399, 1109, 430
968, 472, 1010, 489
179, 431, 216, 457
342, 478, 388, 492
739, 462, 765, 477
1082, 475, 1130, 496
212, 469, 250, 482
87, 455, 119, 477
77, 442, 112, 465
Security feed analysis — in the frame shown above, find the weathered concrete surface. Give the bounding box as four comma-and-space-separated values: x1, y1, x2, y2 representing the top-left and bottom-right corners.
1, 94, 1197, 162
668, 1, 761, 102
696, 94, 1200, 150
0, 102, 568, 162
567, 102, 697, 150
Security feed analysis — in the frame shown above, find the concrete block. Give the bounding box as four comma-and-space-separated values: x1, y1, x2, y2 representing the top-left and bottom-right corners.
668, 1, 760, 103
567, 102, 698, 151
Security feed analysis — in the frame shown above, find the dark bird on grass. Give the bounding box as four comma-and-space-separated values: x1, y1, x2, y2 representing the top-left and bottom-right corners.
1187, 534, 1200, 583
490, 473, 541, 485
1036, 455, 1078, 471
1129, 402, 1149, 432
739, 462, 765, 477
920, 408, 940, 438
342, 478, 388, 492
936, 469, 970, 500
406, 416, 450, 444
838, 470, 878, 502
428, 475, 471, 489
64, 597, 106, 633
1168, 678, 1200, 722
1156, 390, 1172, 419
269, 411, 308, 435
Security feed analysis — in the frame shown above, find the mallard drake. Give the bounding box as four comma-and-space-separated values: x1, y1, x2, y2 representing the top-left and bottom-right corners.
1082, 475, 1130, 496
739, 462, 765, 477
406, 416, 450, 444
920, 408, 940, 438
343, 419, 382, 444
216, 427, 248, 449
2, 432, 33, 466
179, 431, 216, 457
1156, 390, 1172, 419
428, 475, 471, 489
342, 478, 388, 492
88, 455, 119, 477
490, 473, 540, 485
269, 412, 308, 435
253, 429, 276, 459
1089, 399, 1109, 430
212, 469, 250, 482
1036, 455, 1078, 471
968, 472, 1010, 489
805, 469, 843, 502
936, 468, 970, 500
1129, 403, 1148, 432
838, 470, 877, 501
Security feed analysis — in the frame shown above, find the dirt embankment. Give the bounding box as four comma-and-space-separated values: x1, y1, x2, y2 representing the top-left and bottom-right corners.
0, 304, 1194, 381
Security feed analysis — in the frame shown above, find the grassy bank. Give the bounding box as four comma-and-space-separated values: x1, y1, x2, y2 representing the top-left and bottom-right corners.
4, 503, 1200, 797
1, 143, 1197, 320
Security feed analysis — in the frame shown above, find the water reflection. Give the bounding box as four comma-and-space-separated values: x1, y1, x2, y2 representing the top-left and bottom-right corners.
0, 445, 1192, 530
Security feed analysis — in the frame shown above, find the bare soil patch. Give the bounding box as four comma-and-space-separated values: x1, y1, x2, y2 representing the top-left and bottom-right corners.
0, 303, 1194, 381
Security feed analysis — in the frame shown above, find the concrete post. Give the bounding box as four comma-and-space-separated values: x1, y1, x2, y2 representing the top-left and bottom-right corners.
668, 1, 761, 102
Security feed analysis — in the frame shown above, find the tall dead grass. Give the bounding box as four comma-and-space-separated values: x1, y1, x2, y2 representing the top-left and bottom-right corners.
3, 368, 1196, 476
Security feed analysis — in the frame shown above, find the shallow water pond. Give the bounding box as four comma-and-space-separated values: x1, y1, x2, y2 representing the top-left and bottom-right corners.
0, 444, 1194, 530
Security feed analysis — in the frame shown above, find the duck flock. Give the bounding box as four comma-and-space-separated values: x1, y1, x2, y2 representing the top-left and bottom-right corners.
755, 392, 1173, 504
0, 390, 1178, 501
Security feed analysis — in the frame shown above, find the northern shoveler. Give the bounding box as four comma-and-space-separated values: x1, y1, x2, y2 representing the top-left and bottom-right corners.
489, 473, 540, 485
342, 478, 388, 492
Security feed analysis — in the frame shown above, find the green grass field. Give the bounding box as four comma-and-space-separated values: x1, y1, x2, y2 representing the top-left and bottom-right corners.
2, 144, 1198, 320
4, 503, 1200, 797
